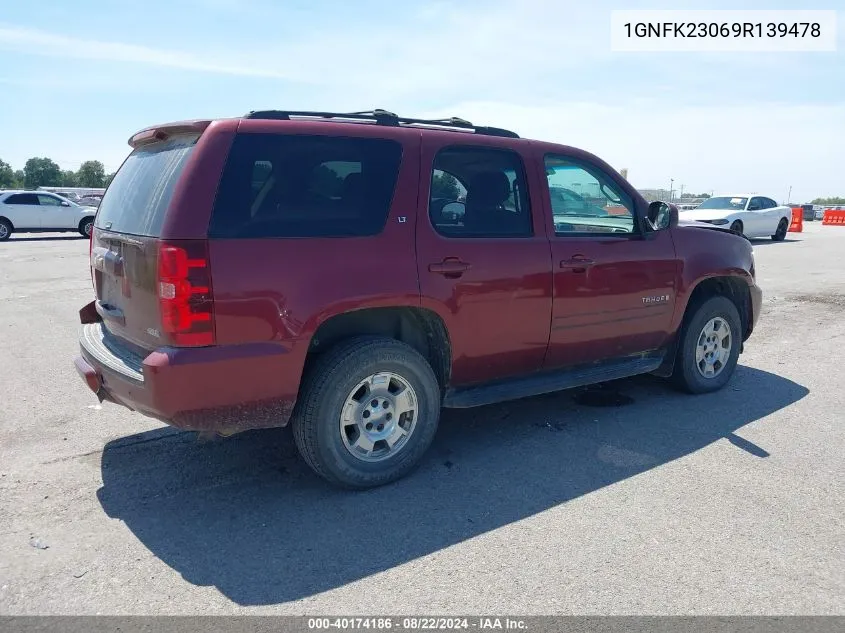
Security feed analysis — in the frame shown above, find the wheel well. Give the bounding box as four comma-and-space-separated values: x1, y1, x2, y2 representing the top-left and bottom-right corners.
0, 216, 13, 229
306, 307, 452, 389
685, 276, 752, 340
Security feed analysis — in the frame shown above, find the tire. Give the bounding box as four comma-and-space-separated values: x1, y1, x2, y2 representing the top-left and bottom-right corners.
79, 218, 94, 238
0, 218, 12, 241
729, 220, 743, 236
671, 295, 742, 394
292, 336, 441, 489
771, 218, 788, 241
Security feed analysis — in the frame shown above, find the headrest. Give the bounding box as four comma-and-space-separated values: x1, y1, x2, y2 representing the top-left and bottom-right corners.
466, 171, 511, 206
341, 172, 365, 197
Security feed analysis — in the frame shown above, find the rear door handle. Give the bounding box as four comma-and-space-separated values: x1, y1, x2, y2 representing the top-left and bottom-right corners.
560, 256, 595, 271
429, 258, 471, 277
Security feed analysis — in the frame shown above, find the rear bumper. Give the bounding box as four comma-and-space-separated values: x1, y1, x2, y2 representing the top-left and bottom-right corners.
75, 320, 301, 434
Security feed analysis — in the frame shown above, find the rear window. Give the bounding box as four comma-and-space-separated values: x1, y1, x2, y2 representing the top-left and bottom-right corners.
95, 135, 198, 236
208, 133, 403, 238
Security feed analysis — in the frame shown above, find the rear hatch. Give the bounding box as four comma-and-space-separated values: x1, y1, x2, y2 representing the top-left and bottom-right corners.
90, 131, 213, 353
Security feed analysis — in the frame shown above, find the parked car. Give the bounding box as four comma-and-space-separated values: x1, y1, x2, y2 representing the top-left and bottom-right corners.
798, 203, 822, 221
548, 186, 611, 217
813, 205, 842, 220
678, 194, 792, 240
73, 110, 762, 489
77, 196, 102, 208
0, 190, 96, 240
54, 191, 83, 202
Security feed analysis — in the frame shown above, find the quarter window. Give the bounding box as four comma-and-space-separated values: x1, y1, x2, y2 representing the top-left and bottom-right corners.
209, 134, 403, 239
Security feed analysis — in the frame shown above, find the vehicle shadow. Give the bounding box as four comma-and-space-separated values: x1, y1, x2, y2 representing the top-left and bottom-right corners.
97, 366, 807, 606
7, 234, 87, 242
748, 238, 800, 246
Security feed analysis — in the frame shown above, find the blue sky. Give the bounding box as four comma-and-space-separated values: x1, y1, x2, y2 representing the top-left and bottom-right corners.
0, 0, 842, 202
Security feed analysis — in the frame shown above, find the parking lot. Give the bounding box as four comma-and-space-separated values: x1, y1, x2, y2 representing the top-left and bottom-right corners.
0, 224, 842, 615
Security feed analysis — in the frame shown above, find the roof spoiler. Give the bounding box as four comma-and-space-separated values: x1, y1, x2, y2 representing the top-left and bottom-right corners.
128, 120, 212, 148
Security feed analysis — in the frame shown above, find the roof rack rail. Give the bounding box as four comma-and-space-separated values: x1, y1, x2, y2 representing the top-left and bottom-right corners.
242, 109, 519, 138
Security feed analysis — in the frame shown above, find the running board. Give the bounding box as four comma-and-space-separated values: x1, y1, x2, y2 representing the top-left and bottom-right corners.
442, 352, 665, 409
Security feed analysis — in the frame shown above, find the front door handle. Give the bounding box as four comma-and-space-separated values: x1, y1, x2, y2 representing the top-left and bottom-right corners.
429, 258, 471, 277
560, 256, 595, 272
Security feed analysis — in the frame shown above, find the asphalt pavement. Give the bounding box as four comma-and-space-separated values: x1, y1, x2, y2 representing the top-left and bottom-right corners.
0, 224, 842, 614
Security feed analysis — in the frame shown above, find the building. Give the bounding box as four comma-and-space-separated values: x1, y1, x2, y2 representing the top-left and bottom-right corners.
38, 186, 106, 198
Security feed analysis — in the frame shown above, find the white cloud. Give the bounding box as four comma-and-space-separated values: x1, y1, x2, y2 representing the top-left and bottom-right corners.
0, 24, 301, 80
0, 2, 607, 99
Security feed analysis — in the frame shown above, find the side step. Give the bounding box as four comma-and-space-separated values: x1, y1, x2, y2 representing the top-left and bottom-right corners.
442, 352, 665, 409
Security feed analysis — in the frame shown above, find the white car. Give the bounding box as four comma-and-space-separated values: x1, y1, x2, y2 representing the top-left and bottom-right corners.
678, 194, 792, 241
0, 190, 97, 241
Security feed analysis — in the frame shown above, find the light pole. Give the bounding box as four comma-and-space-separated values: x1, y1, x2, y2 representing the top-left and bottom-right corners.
669, 178, 674, 201
787, 185, 792, 204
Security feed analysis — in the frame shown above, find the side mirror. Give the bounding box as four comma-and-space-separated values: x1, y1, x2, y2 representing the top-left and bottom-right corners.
748, 203, 761, 211
646, 201, 679, 231
60, 200, 70, 207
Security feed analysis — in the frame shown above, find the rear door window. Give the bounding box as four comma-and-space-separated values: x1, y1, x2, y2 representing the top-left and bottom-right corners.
209, 134, 403, 238
37, 194, 62, 206
94, 134, 198, 236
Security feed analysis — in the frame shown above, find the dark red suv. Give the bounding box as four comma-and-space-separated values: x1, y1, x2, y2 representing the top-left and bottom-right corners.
74, 109, 762, 489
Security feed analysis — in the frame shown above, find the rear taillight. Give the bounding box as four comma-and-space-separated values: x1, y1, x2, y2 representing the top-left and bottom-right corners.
157, 240, 215, 347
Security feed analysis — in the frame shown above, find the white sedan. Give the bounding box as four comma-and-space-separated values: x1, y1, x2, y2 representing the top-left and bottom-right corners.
679, 194, 792, 241
0, 190, 97, 241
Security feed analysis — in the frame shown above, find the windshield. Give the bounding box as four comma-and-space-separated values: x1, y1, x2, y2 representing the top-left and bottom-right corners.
694, 196, 748, 211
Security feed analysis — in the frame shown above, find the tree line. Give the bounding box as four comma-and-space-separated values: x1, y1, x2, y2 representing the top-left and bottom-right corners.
0, 157, 116, 190
811, 197, 845, 205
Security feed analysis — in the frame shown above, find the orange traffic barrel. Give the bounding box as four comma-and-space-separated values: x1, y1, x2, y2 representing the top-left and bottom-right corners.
789, 208, 803, 232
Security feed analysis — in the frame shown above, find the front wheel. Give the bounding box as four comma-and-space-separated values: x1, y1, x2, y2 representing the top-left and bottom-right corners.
0, 219, 11, 241
771, 218, 788, 241
671, 296, 742, 394
292, 337, 441, 489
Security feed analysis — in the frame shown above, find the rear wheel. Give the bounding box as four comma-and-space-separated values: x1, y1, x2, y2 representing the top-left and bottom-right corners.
771, 218, 788, 241
79, 218, 94, 238
0, 219, 11, 241
292, 336, 441, 489
729, 220, 743, 236
671, 295, 742, 394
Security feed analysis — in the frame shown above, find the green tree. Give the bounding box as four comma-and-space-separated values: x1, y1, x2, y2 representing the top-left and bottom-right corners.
431, 172, 461, 199
0, 159, 17, 188
23, 157, 62, 189
811, 196, 845, 205
14, 170, 24, 187
76, 160, 106, 188
104, 172, 116, 187
61, 170, 78, 187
